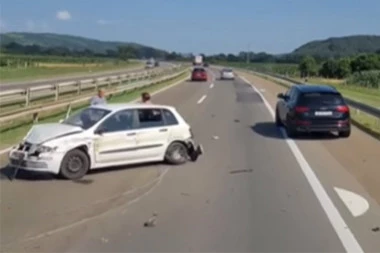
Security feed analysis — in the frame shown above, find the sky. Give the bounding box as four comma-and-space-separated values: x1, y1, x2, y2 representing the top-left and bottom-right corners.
0, 0, 379, 55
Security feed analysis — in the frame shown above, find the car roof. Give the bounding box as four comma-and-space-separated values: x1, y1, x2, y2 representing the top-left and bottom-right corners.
295, 84, 340, 94
90, 103, 177, 112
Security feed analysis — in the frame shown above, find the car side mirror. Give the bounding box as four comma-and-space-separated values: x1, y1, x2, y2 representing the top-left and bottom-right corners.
277, 93, 288, 100
94, 128, 105, 135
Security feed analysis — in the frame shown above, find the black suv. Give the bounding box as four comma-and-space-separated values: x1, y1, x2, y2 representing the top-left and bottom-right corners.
275, 85, 351, 138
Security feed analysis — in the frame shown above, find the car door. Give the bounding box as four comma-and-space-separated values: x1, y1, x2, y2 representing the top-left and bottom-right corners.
134, 108, 171, 160
93, 109, 138, 164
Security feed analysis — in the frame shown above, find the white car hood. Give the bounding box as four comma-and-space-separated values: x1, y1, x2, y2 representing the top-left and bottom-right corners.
24, 123, 83, 144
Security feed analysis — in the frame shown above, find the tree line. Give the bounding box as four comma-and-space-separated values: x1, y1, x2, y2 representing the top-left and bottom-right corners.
298, 54, 380, 79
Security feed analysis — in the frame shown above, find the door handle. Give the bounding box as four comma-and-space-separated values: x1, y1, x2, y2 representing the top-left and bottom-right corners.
159, 128, 168, 132
127, 132, 136, 136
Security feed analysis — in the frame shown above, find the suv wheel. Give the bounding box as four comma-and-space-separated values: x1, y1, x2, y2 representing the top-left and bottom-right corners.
275, 108, 283, 127
338, 129, 351, 138
59, 149, 90, 180
165, 142, 188, 165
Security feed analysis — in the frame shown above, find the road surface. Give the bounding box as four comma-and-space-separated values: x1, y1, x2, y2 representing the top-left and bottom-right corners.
0, 62, 172, 91
1, 68, 380, 252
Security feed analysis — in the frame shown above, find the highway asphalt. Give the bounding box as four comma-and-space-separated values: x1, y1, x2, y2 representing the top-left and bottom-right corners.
0, 62, 171, 91
1, 68, 380, 252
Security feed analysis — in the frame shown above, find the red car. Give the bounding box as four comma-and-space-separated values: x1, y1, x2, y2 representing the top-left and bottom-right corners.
191, 67, 208, 81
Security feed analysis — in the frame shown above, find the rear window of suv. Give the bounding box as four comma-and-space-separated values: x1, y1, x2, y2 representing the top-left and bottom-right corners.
298, 92, 345, 106
193, 68, 206, 73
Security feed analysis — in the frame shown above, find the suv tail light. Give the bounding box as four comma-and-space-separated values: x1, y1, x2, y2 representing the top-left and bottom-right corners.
295, 106, 310, 113
336, 105, 349, 113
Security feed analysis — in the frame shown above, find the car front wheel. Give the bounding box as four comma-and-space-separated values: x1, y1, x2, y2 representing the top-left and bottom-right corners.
165, 142, 188, 165
59, 149, 90, 180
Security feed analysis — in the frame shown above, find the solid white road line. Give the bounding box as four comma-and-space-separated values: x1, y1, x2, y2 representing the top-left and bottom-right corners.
240, 76, 363, 253
197, 95, 207, 104
209, 83, 214, 89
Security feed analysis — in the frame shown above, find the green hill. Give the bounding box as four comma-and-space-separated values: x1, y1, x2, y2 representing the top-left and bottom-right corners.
0, 32, 168, 57
292, 35, 380, 58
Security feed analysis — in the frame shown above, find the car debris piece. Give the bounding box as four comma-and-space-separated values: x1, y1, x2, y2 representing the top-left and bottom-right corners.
144, 212, 158, 227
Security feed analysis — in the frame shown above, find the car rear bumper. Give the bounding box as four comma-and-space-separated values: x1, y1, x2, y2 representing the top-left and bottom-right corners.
294, 121, 351, 133
191, 77, 207, 81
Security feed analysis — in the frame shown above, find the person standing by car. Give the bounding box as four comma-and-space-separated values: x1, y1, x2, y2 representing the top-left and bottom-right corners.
140, 92, 152, 104
90, 88, 107, 105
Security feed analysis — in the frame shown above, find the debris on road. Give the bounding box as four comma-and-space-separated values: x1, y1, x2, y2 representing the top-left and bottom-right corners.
212, 135, 219, 140
372, 226, 379, 232
229, 169, 253, 174
181, 192, 191, 197
234, 119, 240, 123
144, 212, 158, 227
101, 237, 109, 243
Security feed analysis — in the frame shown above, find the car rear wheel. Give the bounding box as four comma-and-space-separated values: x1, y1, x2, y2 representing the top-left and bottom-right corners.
165, 142, 188, 165
59, 149, 90, 180
338, 129, 351, 138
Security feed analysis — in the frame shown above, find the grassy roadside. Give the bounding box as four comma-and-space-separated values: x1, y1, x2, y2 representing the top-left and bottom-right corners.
0, 61, 142, 83
0, 72, 188, 150
241, 70, 380, 139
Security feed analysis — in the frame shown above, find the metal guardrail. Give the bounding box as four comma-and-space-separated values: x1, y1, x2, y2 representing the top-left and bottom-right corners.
0, 66, 188, 129
0, 65, 180, 108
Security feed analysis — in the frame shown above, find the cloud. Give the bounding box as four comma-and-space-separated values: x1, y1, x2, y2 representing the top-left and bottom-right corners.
96, 19, 122, 25
56, 10, 71, 21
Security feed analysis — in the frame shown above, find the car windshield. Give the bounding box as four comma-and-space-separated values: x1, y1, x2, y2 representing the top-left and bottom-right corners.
298, 92, 344, 106
62, 107, 111, 130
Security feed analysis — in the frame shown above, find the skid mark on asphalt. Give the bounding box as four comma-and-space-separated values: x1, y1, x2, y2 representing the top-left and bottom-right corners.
334, 187, 369, 217
3, 167, 170, 248
239, 76, 364, 253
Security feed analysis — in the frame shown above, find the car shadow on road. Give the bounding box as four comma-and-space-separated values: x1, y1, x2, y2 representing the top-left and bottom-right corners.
0, 161, 167, 182
250, 122, 340, 141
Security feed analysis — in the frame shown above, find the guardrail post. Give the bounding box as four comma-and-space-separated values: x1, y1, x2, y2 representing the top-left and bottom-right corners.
77, 81, 81, 95
55, 84, 60, 101
107, 78, 111, 89
25, 88, 31, 107
94, 79, 98, 91
32, 112, 39, 123
65, 104, 72, 119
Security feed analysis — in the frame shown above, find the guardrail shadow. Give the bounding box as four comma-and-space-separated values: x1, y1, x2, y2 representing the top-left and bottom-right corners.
250, 122, 340, 141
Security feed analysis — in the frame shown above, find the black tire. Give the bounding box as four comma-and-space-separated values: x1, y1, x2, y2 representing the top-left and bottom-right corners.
338, 129, 351, 138
59, 149, 90, 180
275, 108, 283, 127
285, 120, 297, 138
165, 142, 188, 165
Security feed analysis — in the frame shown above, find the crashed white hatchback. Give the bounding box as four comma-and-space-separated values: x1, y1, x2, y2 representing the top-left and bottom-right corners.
8, 103, 203, 180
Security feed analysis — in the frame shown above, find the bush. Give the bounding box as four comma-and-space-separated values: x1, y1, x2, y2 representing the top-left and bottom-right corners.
347, 70, 380, 89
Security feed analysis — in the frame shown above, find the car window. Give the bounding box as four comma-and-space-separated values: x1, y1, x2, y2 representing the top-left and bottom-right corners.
162, 109, 178, 125
63, 107, 111, 130
137, 109, 165, 128
298, 92, 345, 106
193, 68, 205, 73
98, 109, 135, 133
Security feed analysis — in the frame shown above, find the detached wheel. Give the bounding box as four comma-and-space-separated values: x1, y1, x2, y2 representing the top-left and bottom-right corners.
59, 149, 90, 180
165, 142, 188, 165
338, 129, 351, 138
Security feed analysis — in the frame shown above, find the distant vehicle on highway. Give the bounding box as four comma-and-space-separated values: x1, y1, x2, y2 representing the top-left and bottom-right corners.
275, 85, 351, 138
154, 61, 160, 67
191, 67, 208, 81
193, 55, 203, 66
8, 104, 203, 180
145, 61, 155, 69
203, 62, 209, 67
220, 68, 235, 80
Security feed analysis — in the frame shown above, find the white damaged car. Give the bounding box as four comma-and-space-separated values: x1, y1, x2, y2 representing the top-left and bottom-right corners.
8, 104, 203, 180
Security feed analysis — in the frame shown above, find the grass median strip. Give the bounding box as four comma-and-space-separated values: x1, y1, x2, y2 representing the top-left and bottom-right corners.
0, 61, 142, 83
0, 72, 188, 150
